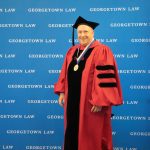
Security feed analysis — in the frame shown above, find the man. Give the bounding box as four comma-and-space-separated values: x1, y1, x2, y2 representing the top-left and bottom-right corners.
54, 16, 123, 150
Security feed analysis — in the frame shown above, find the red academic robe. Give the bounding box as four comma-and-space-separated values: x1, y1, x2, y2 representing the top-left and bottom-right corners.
54, 40, 123, 150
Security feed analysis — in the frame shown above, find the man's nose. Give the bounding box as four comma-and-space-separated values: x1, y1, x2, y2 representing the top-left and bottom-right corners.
80, 32, 85, 36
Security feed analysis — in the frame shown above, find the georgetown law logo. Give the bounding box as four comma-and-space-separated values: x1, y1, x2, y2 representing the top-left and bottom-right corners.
8, 84, 54, 89
97, 38, 118, 43
110, 22, 150, 28
0, 54, 15, 59
130, 85, 150, 90
0, 145, 14, 150
27, 8, 76, 13
131, 38, 150, 43
26, 145, 61, 150
8, 39, 56, 44
48, 24, 73, 28
28, 54, 63, 59
123, 100, 139, 105
27, 99, 58, 104
112, 116, 148, 121
48, 70, 61, 74
0, 24, 36, 28
0, 114, 35, 119
130, 132, 150, 136
0, 69, 36, 74
47, 115, 64, 120
114, 53, 139, 59
0, 8, 16, 13
6, 130, 55, 135
118, 70, 147, 74
0, 99, 16, 104
89, 6, 140, 12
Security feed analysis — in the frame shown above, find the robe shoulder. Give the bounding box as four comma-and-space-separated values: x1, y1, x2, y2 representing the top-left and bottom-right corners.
93, 43, 114, 63
66, 45, 79, 56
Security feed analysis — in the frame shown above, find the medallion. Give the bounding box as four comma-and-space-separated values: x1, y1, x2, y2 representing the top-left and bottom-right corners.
74, 64, 79, 71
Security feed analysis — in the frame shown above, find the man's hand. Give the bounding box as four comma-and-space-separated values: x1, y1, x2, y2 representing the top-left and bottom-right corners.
58, 93, 65, 107
91, 105, 102, 112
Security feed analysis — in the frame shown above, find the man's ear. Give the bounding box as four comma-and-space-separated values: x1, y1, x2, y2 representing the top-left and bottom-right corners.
92, 30, 94, 36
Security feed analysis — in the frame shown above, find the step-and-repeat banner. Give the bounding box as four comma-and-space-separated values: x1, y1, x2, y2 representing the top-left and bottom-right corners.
0, 0, 149, 150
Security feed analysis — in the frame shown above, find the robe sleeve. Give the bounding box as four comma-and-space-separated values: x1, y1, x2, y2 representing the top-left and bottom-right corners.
54, 52, 68, 95
89, 45, 123, 106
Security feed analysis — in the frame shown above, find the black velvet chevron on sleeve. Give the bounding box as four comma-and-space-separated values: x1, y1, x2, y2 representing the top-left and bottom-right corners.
96, 65, 115, 70
96, 65, 117, 88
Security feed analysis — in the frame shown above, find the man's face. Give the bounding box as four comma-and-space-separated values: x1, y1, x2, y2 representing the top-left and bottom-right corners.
77, 25, 94, 46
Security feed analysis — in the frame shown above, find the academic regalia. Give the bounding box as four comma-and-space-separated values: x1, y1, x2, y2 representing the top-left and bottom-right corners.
54, 40, 123, 150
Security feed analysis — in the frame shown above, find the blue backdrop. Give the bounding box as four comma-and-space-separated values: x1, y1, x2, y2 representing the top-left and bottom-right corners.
0, 0, 149, 150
